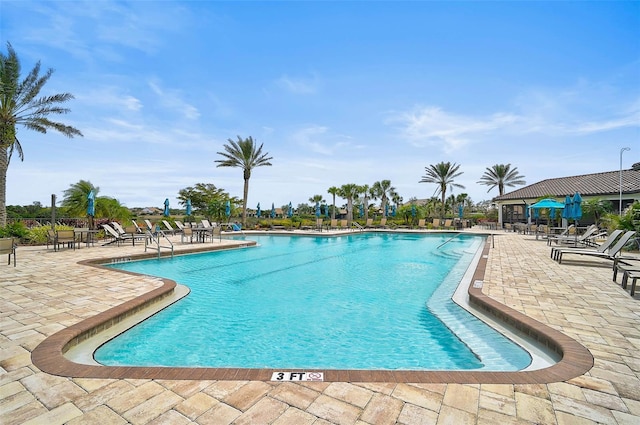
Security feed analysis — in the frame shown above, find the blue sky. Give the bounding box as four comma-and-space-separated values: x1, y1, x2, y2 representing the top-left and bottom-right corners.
3, 1, 639, 211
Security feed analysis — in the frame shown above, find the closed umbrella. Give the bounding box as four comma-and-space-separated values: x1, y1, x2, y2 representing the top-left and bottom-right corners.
163, 198, 170, 217
256, 202, 261, 218
324, 204, 330, 218
288, 202, 293, 218
562, 195, 573, 221
392, 204, 397, 217
225, 200, 231, 218
185, 199, 192, 216
458, 204, 464, 219
359, 204, 364, 218
271, 203, 276, 218
572, 192, 582, 244
315, 202, 321, 218
411, 204, 416, 218
87, 190, 95, 229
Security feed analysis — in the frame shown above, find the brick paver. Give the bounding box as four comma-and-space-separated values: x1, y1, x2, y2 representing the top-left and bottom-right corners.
1, 229, 639, 424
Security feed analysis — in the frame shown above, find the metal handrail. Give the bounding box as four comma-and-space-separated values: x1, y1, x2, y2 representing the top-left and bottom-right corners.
352, 222, 364, 231
144, 229, 174, 258
436, 232, 462, 249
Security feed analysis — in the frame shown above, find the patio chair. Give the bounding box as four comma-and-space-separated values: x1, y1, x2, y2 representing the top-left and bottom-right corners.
316, 218, 324, 231
417, 219, 426, 229
365, 218, 374, 228
132, 220, 144, 233
340, 219, 348, 229
330, 219, 338, 229
181, 227, 194, 244
56, 230, 76, 250
0, 237, 17, 266
46, 229, 57, 250
174, 220, 186, 231
551, 229, 623, 261
377, 218, 387, 228
557, 230, 636, 264
144, 219, 155, 232
111, 222, 127, 235
432, 218, 440, 228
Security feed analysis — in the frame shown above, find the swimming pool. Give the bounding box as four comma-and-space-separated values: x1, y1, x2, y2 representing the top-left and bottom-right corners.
97, 233, 532, 370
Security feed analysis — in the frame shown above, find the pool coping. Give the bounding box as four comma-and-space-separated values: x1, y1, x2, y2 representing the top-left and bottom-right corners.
31, 234, 594, 383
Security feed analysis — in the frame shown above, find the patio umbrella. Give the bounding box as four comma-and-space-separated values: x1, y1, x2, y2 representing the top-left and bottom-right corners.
87, 190, 95, 229
458, 204, 464, 220
324, 204, 330, 218
288, 202, 293, 218
256, 203, 261, 218
315, 202, 321, 218
562, 195, 573, 221
163, 198, 170, 217
271, 203, 276, 218
384, 203, 389, 217
185, 199, 192, 216
411, 204, 416, 218
225, 200, 231, 217
392, 204, 397, 217
572, 192, 582, 244
359, 204, 364, 218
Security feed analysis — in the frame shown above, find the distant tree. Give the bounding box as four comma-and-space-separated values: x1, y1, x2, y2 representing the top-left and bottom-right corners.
215, 136, 272, 227
61, 180, 98, 217
477, 164, 526, 196
297, 202, 313, 215
0, 42, 83, 226
420, 162, 465, 218
309, 194, 325, 205
327, 186, 340, 220
582, 197, 613, 227
98, 197, 130, 222
177, 183, 231, 213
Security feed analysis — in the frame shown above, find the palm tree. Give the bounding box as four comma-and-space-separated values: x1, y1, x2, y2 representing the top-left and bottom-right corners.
371, 180, 398, 217
309, 194, 325, 205
338, 183, 361, 227
327, 186, 340, 220
0, 42, 83, 226
477, 164, 526, 196
61, 180, 98, 217
215, 136, 273, 227
419, 162, 465, 218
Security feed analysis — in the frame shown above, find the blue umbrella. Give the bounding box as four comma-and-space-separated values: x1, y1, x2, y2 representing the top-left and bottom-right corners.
315, 202, 321, 218
384, 203, 389, 217
359, 204, 364, 218
271, 203, 276, 218
225, 200, 231, 217
458, 204, 464, 219
185, 199, 192, 216
324, 204, 330, 218
524, 202, 529, 220
411, 204, 416, 218
163, 198, 170, 217
572, 192, 582, 220
288, 202, 293, 218
392, 204, 396, 217
87, 190, 95, 217
562, 195, 573, 220
256, 202, 261, 218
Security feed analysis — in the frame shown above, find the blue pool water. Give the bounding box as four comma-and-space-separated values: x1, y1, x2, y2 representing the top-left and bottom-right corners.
96, 233, 531, 370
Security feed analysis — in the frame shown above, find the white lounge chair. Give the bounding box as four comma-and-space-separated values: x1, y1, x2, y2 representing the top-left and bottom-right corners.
551, 229, 623, 261
102, 223, 134, 246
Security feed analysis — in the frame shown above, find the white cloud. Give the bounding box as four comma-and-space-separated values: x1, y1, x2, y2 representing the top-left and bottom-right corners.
148, 80, 201, 120
276, 74, 319, 94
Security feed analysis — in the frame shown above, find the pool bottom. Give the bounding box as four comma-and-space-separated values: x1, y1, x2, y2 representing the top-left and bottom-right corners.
32, 234, 594, 383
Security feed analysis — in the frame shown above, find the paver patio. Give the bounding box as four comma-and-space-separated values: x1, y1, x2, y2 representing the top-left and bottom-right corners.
1, 228, 639, 424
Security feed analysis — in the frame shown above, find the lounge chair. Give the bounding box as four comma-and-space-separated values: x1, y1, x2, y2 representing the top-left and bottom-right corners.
340, 219, 348, 229
417, 219, 426, 229
443, 219, 453, 229
162, 220, 179, 235
377, 218, 387, 228
0, 237, 17, 266
316, 218, 324, 231
557, 230, 636, 264
551, 229, 623, 261
111, 222, 127, 235
201, 219, 212, 229
330, 219, 338, 229
175, 220, 186, 231
365, 218, 374, 228
132, 220, 144, 233
102, 223, 134, 246
144, 219, 155, 232
547, 225, 595, 246
432, 218, 440, 228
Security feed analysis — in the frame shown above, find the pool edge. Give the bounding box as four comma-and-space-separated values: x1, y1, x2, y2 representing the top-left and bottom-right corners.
31, 234, 594, 383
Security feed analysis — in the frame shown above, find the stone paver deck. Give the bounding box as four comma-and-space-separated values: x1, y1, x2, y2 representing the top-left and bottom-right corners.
2, 229, 639, 424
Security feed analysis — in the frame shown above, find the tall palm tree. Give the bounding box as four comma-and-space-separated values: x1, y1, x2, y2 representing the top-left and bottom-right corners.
308, 194, 325, 205
419, 162, 465, 218
327, 186, 340, 220
61, 180, 98, 217
338, 183, 361, 226
215, 136, 272, 227
371, 180, 398, 217
0, 42, 83, 226
477, 163, 526, 196
360, 184, 370, 220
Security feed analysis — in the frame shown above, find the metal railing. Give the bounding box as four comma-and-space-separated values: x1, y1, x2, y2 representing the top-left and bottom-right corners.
144, 229, 174, 259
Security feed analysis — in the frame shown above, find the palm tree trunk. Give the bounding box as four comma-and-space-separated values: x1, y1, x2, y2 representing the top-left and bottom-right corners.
0, 147, 7, 227
332, 194, 336, 220
242, 178, 249, 227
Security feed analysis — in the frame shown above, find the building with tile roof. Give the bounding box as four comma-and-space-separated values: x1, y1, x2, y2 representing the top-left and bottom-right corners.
493, 164, 640, 226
